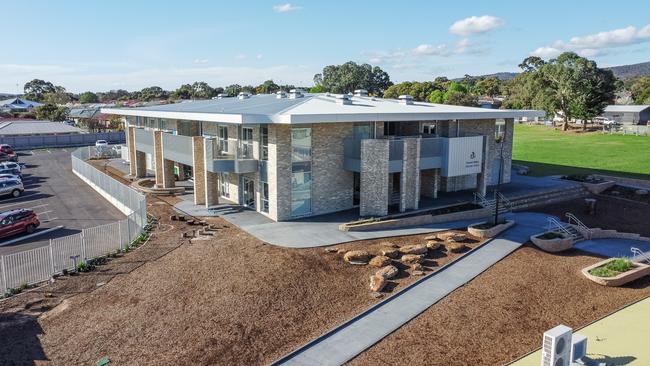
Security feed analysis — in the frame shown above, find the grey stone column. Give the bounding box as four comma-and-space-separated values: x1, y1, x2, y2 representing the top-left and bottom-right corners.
134, 151, 146, 178
476, 135, 488, 196
153, 130, 164, 187
192, 136, 206, 205
203, 137, 219, 207
434, 168, 439, 199
360, 139, 389, 217
400, 137, 421, 212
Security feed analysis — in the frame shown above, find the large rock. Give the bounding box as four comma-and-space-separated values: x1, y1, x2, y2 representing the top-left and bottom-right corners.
376, 265, 399, 280
369, 255, 392, 267
401, 254, 424, 265
343, 250, 371, 264
411, 263, 424, 271
436, 232, 457, 241
426, 240, 441, 250
399, 244, 427, 255
447, 242, 468, 253
369, 275, 387, 292
381, 247, 400, 259
424, 234, 439, 241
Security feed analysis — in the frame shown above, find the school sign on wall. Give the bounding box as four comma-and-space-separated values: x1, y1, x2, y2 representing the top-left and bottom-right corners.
440, 135, 483, 177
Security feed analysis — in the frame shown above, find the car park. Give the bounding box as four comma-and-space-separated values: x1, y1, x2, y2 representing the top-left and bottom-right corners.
95, 140, 108, 147
0, 173, 21, 181
0, 208, 40, 238
0, 167, 22, 179
0, 179, 24, 198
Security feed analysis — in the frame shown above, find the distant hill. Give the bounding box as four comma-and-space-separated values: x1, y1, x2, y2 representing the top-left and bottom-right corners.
455, 62, 650, 82
605, 62, 650, 80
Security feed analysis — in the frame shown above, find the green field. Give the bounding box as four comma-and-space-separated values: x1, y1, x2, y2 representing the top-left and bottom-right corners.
512, 124, 650, 180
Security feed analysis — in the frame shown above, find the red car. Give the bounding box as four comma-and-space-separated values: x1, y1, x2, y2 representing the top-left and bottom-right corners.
0, 144, 17, 162
0, 209, 40, 239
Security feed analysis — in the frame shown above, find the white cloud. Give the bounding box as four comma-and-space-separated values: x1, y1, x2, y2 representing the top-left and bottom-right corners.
412, 43, 448, 56
449, 15, 504, 36
193, 59, 208, 64
531, 24, 650, 58
235, 54, 246, 60
273, 3, 300, 13
455, 38, 470, 53
256, 54, 263, 60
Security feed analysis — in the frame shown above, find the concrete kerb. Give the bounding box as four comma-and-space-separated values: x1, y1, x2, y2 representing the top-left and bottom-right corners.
271, 222, 519, 366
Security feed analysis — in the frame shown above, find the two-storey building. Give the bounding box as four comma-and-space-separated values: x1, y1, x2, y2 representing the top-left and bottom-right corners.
102, 90, 543, 221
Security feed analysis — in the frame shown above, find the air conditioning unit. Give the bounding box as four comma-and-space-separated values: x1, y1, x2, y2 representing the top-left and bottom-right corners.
541, 325, 572, 366
571, 333, 588, 362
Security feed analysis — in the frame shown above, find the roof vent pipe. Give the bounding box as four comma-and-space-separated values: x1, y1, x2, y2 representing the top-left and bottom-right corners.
335, 94, 352, 105
354, 89, 368, 97
289, 89, 304, 99
216, 94, 225, 99
399, 95, 414, 105
276, 91, 287, 99
238, 92, 251, 100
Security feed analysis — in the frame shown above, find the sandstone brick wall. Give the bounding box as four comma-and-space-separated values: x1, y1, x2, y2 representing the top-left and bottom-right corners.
311, 123, 354, 216
360, 139, 389, 217
400, 137, 420, 211
268, 124, 292, 221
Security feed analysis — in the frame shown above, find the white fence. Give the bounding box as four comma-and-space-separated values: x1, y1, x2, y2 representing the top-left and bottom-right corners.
0, 146, 147, 295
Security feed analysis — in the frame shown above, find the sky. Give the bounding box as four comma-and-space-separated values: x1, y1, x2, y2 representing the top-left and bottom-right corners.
2, 0, 650, 93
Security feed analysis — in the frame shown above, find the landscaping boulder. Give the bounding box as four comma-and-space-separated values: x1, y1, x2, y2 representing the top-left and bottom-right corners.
424, 234, 439, 241
436, 232, 457, 241
447, 242, 467, 253
426, 240, 441, 250
381, 241, 399, 248
344, 250, 371, 264
376, 265, 399, 280
369, 255, 392, 267
411, 263, 424, 271
324, 247, 339, 253
401, 254, 424, 265
369, 275, 387, 292
399, 244, 427, 255
412, 270, 425, 276
450, 233, 467, 242
381, 247, 400, 259
337, 248, 348, 254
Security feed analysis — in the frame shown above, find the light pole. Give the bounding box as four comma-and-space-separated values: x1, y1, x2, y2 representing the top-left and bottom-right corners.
493, 122, 507, 225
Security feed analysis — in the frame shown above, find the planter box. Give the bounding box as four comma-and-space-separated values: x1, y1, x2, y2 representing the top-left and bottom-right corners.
339, 207, 490, 232
582, 259, 650, 287
530, 232, 573, 252
467, 220, 515, 239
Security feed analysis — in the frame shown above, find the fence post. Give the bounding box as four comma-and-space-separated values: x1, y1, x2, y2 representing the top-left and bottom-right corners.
1, 255, 6, 295
81, 231, 87, 260
118, 220, 124, 252
48, 239, 55, 276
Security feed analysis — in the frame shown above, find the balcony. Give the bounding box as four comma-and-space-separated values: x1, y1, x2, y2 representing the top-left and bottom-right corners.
207, 139, 258, 173
344, 136, 443, 173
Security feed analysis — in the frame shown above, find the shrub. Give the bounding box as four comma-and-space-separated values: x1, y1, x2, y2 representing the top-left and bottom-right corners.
77, 261, 87, 272
589, 258, 634, 277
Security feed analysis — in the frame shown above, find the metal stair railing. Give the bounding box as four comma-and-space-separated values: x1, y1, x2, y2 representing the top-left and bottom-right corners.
496, 192, 513, 213
546, 217, 575, 239
473, 192, 494, 208
565, 212, 591, 240
631, 247, 650, 265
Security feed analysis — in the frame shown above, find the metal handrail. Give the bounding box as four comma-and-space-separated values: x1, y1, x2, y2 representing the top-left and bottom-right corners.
631, 247, 650, 265
565, 212, 591, 239
546, 217, 574, 238
473, 192, 493, 207
496, 192, 513, 212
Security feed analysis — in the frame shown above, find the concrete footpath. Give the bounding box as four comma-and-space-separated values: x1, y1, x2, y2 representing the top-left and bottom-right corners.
272, 212, 552, 366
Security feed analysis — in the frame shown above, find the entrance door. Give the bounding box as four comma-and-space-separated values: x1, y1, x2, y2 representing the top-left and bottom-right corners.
241, 177, 255, 208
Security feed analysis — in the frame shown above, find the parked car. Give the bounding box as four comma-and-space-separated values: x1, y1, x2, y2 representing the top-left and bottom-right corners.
0, 208, 40, 238
0, 145, 18, 162
0, 162, 21, 173
95, 140, 108, 147
112, 145, 122, 153
0, 168, 21, 179
0, 179, 24, 198
0, 173, 21, 181
0, 151, 17, 163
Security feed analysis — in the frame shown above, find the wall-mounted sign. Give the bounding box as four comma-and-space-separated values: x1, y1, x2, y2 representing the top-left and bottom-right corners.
441, 136, 484, 177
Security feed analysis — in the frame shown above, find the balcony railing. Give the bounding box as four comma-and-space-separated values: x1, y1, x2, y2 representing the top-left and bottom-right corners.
207, 138, 258, 173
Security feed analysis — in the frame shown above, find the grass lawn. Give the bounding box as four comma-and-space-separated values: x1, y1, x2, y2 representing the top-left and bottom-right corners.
512, 124, 650, 180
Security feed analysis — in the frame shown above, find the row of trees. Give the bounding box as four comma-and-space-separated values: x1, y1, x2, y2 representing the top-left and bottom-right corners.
625, 76, 650, 104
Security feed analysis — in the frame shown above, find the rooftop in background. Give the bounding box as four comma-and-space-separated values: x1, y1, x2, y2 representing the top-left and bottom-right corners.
101, 93, 544, 124
604, 104, 650, 113
511, 296, 650, 366
0, 120, 84, 136
0, 97, 42, 111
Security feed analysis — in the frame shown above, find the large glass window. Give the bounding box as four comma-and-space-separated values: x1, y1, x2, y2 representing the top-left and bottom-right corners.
241, 127, 254, 159
291, 127, 312, 217
495, 119, 506, 142
218, 126, 229, 153
260, 126, 268, 161
353, 122, 373, 139
219, 172, 230, 198
261, 182, 269, 213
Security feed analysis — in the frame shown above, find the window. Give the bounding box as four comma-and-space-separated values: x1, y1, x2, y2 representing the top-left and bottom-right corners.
218, 126, 229, 153
241, 127, 254, 159
353, 122, 373, 139
219, 172, 230, 198
422, 122, 436, 135
383, 121, 397, 136
495, 119, 506, 142
291, 127, 312, 217
260, 126, 268, 161
261, 182, 269, 213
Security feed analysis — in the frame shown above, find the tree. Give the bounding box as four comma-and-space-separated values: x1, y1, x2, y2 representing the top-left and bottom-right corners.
79, 91, 99, 104
34, 104, 69, 121
98, 89, 130, 102
473, 77, 501, 97
628, 76, 650, 104
384, 81, 440, 101
255, 80, 280, 94
139, 86, 168, 101
43, 88, 73, 105
24, 79, 57, 102
171, 82, 217, 100
315, 61, 392, 95
309, 84, 326, 93
428, 89, 445, 103
225, 84, 242, 97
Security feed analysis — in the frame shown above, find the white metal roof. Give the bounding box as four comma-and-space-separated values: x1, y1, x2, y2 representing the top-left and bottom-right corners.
0, 120, 83, 136
102, 93, 544, 124
604, 104, 650, 113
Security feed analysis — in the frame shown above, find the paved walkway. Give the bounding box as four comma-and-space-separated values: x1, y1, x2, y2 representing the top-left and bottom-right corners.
575, 238, 650, 259
272, 212, 552, 366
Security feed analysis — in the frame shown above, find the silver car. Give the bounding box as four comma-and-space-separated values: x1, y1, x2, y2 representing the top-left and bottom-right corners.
0, 179, 24, 198
0, 162, 21, 173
